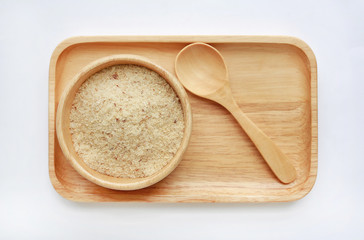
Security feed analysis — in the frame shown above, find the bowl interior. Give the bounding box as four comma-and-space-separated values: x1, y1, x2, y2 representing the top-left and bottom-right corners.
57, 55, 192, 190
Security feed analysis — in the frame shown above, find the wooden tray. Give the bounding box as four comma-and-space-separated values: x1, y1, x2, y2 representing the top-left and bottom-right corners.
49, 36, 317, 202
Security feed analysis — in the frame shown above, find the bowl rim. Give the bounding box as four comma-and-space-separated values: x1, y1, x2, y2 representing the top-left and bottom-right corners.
56, 54, 192, 190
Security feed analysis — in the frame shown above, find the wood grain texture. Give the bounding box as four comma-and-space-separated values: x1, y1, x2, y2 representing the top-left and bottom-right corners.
48, 35, 318, 202
175, 42, 296, 183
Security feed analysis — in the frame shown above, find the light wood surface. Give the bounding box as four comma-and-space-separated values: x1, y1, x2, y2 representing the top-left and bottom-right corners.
56, 55, 192, 190
175, 42, 296, 183
48, 35, 317, 202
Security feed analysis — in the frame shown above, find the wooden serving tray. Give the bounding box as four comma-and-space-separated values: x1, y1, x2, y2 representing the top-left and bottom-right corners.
49, 36, 317, 202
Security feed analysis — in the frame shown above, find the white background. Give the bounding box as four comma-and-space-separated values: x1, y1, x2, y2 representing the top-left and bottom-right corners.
1, 0, 363, 239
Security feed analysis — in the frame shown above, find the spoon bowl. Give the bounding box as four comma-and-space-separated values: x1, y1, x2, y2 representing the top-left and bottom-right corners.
175, 43, 229, 97
175, 42, 297, 184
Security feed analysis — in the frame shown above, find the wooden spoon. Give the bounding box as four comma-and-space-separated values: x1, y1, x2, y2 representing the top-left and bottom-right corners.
175, 42, 296, 183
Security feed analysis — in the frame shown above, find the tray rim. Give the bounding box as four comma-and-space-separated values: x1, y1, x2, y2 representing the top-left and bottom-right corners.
48, 35, 318, 202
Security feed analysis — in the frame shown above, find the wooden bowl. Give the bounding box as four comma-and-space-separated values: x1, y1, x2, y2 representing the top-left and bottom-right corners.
56, 54, 192, 190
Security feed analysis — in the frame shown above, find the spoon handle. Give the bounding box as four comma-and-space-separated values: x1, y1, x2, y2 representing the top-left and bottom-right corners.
225, 100, 297, 183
